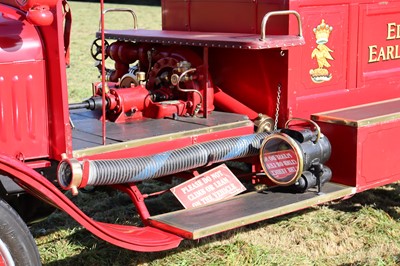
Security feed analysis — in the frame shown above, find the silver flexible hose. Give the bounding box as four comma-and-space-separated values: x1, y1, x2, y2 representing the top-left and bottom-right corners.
83, 133, 270, 186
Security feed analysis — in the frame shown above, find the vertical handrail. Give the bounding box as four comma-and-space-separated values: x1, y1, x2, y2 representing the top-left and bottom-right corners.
100, 0, 106, 145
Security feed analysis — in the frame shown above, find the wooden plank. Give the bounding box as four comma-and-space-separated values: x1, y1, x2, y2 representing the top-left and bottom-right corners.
312, 98, 400, 127
149, 182, 355, 239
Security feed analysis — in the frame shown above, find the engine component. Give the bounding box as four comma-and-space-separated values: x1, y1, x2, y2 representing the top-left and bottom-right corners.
259, 118, 331, 187
89, 41, 214, 120
91, 38, 110, 61
119, 73, 139, 88
254, 114, 274, 133
58, 132, 271, 193
174, 68, 203, 116
147, 57, 179, 89
69, 96, 106, 111
69, 82, 196, 122
107, 85, 151, 121
291, 166, 332, 193
69, 81, 149, 122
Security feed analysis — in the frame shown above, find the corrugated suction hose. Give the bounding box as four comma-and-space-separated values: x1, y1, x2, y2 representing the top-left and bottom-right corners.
58, 133, 270, 190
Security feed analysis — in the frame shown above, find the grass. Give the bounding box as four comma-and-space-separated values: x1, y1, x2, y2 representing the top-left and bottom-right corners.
31, 183, 400, 265
65, 1, 162, 102
30, 1, 400, 265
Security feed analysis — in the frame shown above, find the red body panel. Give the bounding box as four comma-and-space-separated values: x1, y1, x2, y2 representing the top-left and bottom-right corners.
288, 0, 400, 119
162, 0, 400, 124
0, 7, 43, 61
209, 48, 288, 125
162, 0, 288, 35
0, 5, 49, 160
0, 3, 71, 161
313, 99, 400, 192
0, 61, 49, 160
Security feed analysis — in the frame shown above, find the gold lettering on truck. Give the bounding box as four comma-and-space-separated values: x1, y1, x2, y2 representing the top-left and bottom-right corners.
310, 20, 334, 83
368, 22, 400, 63
387, 22, 397, 40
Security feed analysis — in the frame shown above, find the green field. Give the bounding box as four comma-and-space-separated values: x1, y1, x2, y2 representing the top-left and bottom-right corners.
64, 1, 162, 102
31, 2, 400, 265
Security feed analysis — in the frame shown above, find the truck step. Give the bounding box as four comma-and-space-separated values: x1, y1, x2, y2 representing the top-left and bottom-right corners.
149, 182, 354, 239
311, 98, 400, 191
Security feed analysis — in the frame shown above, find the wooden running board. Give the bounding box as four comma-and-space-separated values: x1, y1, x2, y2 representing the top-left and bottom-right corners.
149, 182, 355, 239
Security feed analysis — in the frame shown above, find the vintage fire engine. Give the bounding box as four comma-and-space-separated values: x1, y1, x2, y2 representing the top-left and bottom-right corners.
0, 0, 400, 264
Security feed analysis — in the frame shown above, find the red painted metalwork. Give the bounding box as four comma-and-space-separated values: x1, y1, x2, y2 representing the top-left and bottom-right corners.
202, 47, 209, 118
26, 5, 53, 26
312, 99, 400, 191
0, 154, 182, 251
0, 4, 49, 161
38, 1, 71, 160
113, 184, 151, 225
287, 0, 400, 120
1, 0, 400, 255
89, 41, 216, 120
214, 87, 259, 120
16, 0, 57, 11
62, 0, 72, 66
0, 6, 43, 62
90, 81, 212, 122
100, 0, 107, 145
210, 48, 288, 126
161, 0, 289, 34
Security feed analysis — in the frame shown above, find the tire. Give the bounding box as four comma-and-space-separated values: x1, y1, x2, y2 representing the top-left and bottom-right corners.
0, 199, 41, 266
5, 193, 55, 225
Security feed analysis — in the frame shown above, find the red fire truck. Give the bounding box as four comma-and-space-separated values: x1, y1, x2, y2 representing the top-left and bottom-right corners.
0, 0, 399, 264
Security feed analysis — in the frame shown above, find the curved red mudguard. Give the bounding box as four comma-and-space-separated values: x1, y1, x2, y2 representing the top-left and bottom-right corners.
0, 154, 182, 252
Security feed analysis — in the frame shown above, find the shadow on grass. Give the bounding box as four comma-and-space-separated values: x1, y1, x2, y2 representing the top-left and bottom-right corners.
40, 208, 316, 266
35, 182, 400, 265
34, 185, 316, 265
328, 182, 400, 220
68, 0, 161, 6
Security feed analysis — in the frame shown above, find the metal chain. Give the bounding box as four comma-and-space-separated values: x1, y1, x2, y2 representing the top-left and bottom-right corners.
146, 49, 153, 78
274, 84, 282, 130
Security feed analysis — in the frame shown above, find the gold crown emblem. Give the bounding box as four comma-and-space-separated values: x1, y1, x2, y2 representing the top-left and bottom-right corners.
313, 19, 333, 44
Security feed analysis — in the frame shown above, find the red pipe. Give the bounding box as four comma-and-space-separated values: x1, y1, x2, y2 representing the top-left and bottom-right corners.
214, 87, 259, 120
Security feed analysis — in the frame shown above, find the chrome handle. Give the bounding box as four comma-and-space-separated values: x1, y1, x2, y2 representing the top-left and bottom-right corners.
99, 8, 138, 31
260, 10, 302, 41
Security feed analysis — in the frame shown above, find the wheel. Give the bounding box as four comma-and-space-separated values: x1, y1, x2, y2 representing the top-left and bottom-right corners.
5, 193, 55, 225
0, 199, 41, 266
90, 38, 109, 61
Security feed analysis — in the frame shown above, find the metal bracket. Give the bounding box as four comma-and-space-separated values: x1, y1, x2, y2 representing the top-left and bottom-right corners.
285, 118, 321, 143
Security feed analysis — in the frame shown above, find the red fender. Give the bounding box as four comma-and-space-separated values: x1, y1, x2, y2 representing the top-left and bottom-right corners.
0, 154, 182, 252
